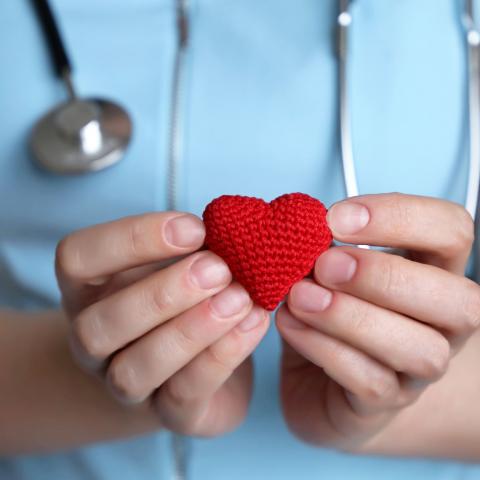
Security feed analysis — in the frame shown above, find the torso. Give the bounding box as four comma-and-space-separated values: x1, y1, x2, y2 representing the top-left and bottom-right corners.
0, 1, 475, 478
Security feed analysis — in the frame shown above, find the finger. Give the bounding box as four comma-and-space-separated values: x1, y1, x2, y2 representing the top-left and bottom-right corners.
65, 257, 189, 317
162, 307, 268, 401
276, 306, 410, 416
288, 280, 450, 382
104, 283, 254, 404
313, 246, 480, 341
56, 212, 205, 288
72, 260, 179, 310
155, 306, 269, 435
327, 193, 474, 273
71, 251, 232, 368
157, 361, 253, 437
280, 344, 392, 447
99, 258, 184, 295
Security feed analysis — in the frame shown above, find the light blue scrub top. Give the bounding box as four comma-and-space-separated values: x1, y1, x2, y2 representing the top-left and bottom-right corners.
0, 0, 479, 479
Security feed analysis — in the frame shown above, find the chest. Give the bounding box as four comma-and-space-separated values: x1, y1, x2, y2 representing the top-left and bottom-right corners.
0, 0, 469, 244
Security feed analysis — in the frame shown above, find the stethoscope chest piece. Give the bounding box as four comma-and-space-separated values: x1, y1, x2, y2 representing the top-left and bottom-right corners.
30, 98, 132, 174
30, 0, 133, 175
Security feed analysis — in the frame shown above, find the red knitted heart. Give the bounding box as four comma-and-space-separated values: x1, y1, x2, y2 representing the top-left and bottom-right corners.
202, 193, 332, 310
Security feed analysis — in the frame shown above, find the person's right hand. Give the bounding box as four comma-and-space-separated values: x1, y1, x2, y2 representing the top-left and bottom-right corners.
55, 212, 269, 437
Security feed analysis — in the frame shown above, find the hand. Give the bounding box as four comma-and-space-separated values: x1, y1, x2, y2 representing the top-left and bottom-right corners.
55, 212, 269, 437
276, 193, 480, 450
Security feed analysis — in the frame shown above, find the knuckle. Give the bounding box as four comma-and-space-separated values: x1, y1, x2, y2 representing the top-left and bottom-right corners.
149, 279, 175, 316
107, 357, 143, 404
128, 216, 149, 260
181, 412, 212, 437
440, 206, 474, 258
55, 235, 83, 279
174, 319, 199, 353
446, 206, 474, 255
205, 345, 236, 377
393, 388, 419, 409
350, 301, 375, 336
71, 311, 108, 363
362, 371, 397, 404
385, 193, 415, 236
414, 335, 450, 380
376, 255, 406, 297
163, 378, 193, 407
210, 331, 246, 364
157, 384, 212, 436
457, 281, 480, 335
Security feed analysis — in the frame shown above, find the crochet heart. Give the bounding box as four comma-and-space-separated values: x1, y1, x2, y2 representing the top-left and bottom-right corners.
202, 193, 332, 310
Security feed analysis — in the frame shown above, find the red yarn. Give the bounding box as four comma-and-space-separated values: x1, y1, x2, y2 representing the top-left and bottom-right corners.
202, 193, 333, 311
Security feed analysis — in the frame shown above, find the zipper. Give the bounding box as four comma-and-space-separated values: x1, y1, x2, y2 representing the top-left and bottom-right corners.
167, 0, 190, 213
167, 0, 191, 478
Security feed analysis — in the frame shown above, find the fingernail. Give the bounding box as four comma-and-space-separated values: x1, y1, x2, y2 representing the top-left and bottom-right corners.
328, 202, 370, 235
238, 307, 266, 332
190, 254, 231, 289
290, 282, 332, 313
316, 249, 357, 285
209, 284, 251, 318
278, 309, 307, 330
164, 215, 205, 248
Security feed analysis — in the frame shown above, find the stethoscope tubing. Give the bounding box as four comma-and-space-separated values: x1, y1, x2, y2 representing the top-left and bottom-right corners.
338, 0, 480, 270
337, 0, 370, 250
30, 0, 76, 98
464, 0, 480, 221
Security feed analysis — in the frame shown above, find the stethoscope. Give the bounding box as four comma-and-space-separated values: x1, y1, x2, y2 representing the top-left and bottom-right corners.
338, 0, 480, 281
30, 0, 132, 174
31, 0, 480, 223
30, 0, 187, 213
29, 1, 480, 479
338, 0, 480, 250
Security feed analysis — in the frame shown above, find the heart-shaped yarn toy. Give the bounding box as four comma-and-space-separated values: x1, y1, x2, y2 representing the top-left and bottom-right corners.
202, 193, 332, 310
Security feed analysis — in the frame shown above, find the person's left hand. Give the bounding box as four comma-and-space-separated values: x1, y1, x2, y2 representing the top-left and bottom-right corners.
276, 193, 480, 451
